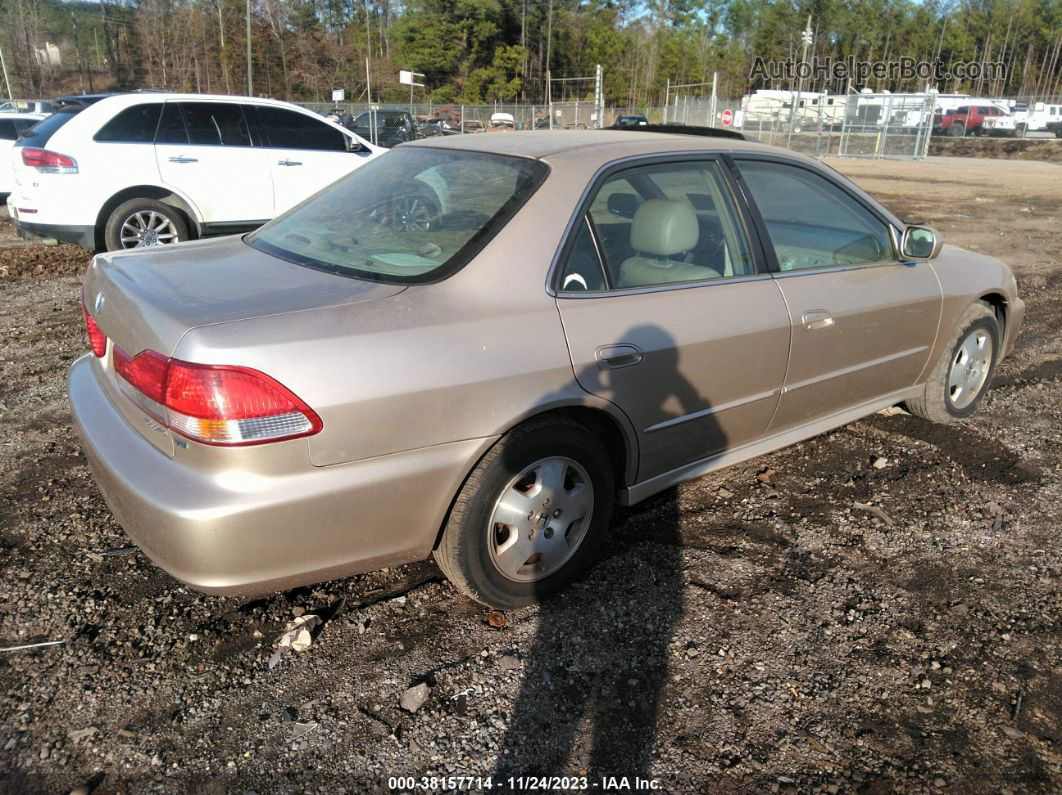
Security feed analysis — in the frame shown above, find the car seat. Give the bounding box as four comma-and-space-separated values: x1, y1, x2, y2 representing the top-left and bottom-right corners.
617, 199, 722, 287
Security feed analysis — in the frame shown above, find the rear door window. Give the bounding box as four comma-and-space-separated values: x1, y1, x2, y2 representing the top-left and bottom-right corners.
255, 106, 347, 151
0, 120, 17, 141
178, 102, 254, 147
94, 103, 163, 143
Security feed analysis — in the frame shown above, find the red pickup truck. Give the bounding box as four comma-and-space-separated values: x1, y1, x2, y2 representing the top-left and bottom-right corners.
933, 105, 1007, 137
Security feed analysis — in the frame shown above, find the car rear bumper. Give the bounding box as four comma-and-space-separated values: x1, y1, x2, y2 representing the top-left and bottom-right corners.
13, 217, 95, 249
69, 354, 491, 595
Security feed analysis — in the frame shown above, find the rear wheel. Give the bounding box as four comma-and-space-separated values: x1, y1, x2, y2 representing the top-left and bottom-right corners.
1015, 123, 1027, 138
104, 198, 188, 252
906, 302, 1000, 423
434, 418, 614, 609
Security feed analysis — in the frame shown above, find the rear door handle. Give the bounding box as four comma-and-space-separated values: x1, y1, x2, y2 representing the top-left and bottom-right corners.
167, 156, 198, 164
596, 344, 643, 369
278, 159, 303, 166
802, 310, 834, 330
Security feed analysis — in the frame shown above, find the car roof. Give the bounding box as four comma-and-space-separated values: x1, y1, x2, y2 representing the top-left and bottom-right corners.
404, 129, 785, 163
74, 92, 326, 112
0, 112, 45, 120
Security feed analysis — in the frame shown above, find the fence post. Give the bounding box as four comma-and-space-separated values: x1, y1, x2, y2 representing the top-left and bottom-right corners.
461, 105, 465, 134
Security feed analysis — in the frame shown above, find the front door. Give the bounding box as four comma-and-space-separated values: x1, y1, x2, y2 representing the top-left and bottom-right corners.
733, 157, 942, 432
555, 159, 791, 482
155, 101, 274, 225
252, 105, 377, 215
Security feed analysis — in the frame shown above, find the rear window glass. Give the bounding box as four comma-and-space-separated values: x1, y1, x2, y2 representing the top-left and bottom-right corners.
16, 110, 79, 146
248, 147, 548, 284
94, 103, 163, 143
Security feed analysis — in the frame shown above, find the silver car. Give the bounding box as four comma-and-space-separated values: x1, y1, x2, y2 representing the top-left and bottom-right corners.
70, 130, 1024, 609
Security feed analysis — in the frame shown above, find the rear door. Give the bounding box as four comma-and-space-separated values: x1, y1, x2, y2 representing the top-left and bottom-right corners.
732, 156, 941, 432
253, 104, 375, 214
555, 157, 791, 482
155, 101, 274, 225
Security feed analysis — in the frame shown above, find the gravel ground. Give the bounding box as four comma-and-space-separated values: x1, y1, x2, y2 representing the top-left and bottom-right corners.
0, 157, 1059, 794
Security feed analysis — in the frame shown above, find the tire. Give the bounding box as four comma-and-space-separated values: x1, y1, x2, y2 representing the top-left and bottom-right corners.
434, 417, 615, 609
104, 198, 189, 252
948, 122, 966, 137
905, 302, 1000, 424
1015, 124, 1027, 139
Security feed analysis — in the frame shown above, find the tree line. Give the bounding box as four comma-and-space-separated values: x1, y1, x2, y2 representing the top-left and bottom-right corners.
1, 0, 1060, 107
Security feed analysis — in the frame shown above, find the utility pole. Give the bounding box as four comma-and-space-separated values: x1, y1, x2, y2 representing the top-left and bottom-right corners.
545, 0, 553, 103
664, 77, 670, 123
789, 15, 813, 148
246, 0, 252, 95
708, 71, 717, 126
72, 12, 86, 94
0, 46, 11, 101
594, 63, 603, 129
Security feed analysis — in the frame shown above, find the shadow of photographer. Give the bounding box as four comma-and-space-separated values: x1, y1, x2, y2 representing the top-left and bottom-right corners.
493, 324, 724, 784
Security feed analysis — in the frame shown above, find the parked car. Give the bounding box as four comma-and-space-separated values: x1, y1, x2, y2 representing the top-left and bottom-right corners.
347, 108, 422, 147
0, 112, 44, 200
612, 114, 649, 128
71, 129, 1024, 609
0, 99, 54, 115
420, 117, 462, 137
488, 112, 516, 131
6, 92, 382, 252
933, 104, 1008, 137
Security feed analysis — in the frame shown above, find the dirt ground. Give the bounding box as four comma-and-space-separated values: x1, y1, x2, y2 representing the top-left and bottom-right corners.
0, 155, 1059, 794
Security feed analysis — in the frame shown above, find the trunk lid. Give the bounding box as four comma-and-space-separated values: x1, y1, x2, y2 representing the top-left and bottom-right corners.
85, 234, 404, 357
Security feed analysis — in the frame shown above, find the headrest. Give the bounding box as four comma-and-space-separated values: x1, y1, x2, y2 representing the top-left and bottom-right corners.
630, 199, 699, 257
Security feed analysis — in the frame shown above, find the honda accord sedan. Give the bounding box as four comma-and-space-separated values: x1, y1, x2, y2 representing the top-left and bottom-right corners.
70, 129, 1024, 609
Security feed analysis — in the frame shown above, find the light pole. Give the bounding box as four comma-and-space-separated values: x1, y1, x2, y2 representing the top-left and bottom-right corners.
246, 0, 253, 95
0, 46, 12, 101
788, 16, 813, 148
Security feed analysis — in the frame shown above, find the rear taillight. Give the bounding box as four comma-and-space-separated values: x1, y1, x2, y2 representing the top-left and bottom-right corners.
113, 347, 322, 446
81, 294, 107, 357
22, 147, 78, 173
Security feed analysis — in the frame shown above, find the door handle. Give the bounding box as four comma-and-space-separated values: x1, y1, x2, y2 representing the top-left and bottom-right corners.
596, 344, 643, 370
278, 159, 303, 166
167, 156, 198, 163
802, 310, 834, 330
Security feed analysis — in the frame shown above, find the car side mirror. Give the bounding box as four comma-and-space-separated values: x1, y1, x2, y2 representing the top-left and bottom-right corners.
902, 225, 942, 259
607, 193, 640, 219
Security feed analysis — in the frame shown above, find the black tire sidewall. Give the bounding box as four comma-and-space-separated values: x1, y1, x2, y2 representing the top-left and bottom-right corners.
943, 315, 1000, 419
105, 199, 189, 252
451, 424, 614, 609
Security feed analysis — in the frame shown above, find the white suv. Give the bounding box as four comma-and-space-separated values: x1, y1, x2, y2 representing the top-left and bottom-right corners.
7, 93, 384, 251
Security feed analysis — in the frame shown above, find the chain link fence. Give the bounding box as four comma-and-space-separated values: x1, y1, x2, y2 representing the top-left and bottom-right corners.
297, 93, 937, 159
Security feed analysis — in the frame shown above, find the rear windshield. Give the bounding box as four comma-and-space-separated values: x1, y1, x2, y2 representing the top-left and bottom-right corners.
16, 110, 80, 147
247, 147, 548, 284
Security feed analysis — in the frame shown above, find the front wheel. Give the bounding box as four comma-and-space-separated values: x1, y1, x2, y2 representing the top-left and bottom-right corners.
948, 122, 966, 137
104, 198, 188, 251
905, 302, 1000, 423
434, 418, 615, 609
